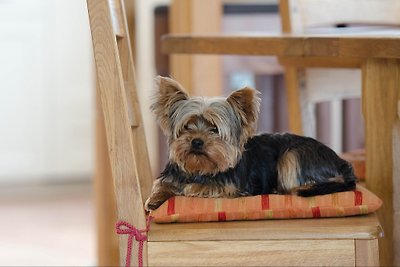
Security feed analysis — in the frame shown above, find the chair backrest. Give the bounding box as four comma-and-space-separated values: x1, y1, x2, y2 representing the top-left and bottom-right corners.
280, 0, 400, 104
394, 101, 400, 265
279, 0, 400, 152
87, 0, 153, 264
280, 0, 400, 34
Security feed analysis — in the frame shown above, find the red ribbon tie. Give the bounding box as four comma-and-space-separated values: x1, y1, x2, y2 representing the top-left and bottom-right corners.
115, 216, 153, 267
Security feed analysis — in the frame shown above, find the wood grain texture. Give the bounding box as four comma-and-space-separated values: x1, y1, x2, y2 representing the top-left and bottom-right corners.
148, 213, 382, 242
362, 58, 400, 266
87, 1, 388, 266
279, 56, 361, 68
276, 4, 394, 264
169, 0, 192, 91
87, 0, 152, 265
355, 239, 379, 267
283, 66, 304, 135
148, 240, 355, 266
95, 94, 119, 266
162, 35, 400, 58
123, 0, 136, 60
278, 0, 306, 136
95, 0, 137, 265
279, 0, 292, 33
109, 0, 125, 37
162, 31, 399, 265
169, 0, 222, 96
394, 101, 400, 266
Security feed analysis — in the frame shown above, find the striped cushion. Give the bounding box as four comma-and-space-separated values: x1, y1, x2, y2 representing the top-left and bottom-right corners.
150, 185, 382, 223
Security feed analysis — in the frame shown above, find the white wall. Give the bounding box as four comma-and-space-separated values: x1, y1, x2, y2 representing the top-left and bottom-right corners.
0, 0, 95, 184
0, 0, 171, 183
0, 0, 172, 183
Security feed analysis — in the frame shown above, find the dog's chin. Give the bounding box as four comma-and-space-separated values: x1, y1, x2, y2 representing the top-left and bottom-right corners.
184, 151, 218, 175
190, 149, 207, 156
172, 149, 228, 176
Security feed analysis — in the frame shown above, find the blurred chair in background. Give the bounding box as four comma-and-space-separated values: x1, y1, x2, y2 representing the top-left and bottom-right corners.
279, 1, 400, 264
279, 0, 400, 179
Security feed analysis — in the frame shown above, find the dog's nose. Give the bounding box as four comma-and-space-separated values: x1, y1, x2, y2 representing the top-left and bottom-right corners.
191, 138, 204, 150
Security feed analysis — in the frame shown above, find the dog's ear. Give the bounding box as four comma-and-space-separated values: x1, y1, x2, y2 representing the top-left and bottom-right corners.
151, 76, 189, 135
227, 87, 261, 129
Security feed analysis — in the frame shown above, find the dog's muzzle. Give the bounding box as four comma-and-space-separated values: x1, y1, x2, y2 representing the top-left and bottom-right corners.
191, 138, 204, 150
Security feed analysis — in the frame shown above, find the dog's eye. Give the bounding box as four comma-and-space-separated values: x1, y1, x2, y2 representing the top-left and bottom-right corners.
210, 127, 219, 134
184, 124, 191, 131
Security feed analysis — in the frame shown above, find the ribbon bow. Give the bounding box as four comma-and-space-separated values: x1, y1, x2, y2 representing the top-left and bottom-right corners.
115, 216, 153, 267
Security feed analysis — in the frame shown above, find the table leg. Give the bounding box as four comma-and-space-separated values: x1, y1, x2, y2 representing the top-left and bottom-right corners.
283, 66, 304, 135
362, 58, 400, 267
169, 0, 222, 96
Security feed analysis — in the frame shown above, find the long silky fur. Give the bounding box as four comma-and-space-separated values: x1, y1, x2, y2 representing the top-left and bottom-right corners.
145, 76, 357, 210
158, 133, 357, 198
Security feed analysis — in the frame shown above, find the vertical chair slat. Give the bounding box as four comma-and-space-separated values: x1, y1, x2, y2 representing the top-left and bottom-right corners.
116, 0, 153, 202
109, 0, 126, 37
87, 0, 152, 265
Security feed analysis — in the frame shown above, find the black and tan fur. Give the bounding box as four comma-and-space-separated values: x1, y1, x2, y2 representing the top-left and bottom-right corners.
145, 76, 357, 211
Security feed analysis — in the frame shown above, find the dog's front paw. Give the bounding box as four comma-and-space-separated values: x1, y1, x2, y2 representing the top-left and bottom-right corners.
144, 196, 165, 211
183, 183, 242, 198
145, 179, 179, 211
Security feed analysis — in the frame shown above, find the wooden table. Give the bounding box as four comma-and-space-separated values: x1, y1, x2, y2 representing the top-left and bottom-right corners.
162, 33, 400, 266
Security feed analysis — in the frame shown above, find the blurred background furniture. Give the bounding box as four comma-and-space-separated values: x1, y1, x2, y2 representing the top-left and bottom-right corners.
279, 0, 400, 148
162, 32, 400, 266
279, 0, 400, 183
277, 3, 400, 263
163, 1, 400, 265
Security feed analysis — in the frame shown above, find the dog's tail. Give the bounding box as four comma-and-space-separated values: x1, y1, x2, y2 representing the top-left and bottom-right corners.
296, 162, 357, 197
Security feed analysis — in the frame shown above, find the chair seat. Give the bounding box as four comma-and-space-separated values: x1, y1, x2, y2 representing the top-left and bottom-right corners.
148, 213, 381, 241
147, 213, 382, 266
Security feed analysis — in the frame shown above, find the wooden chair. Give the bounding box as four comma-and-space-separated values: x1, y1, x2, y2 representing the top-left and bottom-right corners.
87, 0, 382, 266
279, 0, 400, 153
393, 101, 400, 264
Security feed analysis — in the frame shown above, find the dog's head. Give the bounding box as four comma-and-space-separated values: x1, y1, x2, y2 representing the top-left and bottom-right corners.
151, 76, 260, 176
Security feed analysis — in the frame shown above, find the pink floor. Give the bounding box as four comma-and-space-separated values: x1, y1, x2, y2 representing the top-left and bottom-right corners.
0, 182, 96, 266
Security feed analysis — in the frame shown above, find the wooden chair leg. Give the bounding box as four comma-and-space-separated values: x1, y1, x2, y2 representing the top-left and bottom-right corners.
355, 239, 379, 266
283, 66, 304, 135
393, 100, 400, 265
95, 93, 119, 266
362, 58, 400, 266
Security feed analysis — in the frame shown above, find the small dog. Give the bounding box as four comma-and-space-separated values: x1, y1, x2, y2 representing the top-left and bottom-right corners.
145, 76, 357, 211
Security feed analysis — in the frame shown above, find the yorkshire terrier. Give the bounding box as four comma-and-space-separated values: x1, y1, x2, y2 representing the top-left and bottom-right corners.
145, 76, 357, 211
